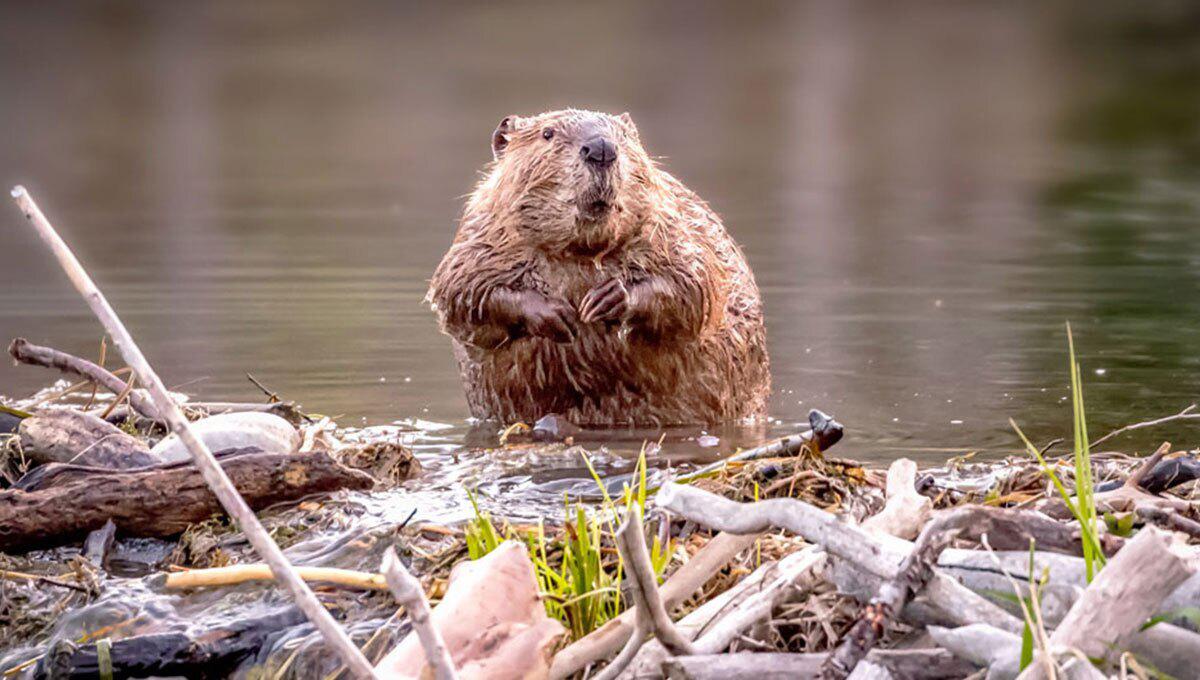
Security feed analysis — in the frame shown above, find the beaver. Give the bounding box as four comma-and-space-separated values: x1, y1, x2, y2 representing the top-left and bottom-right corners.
427, 109, 769, 426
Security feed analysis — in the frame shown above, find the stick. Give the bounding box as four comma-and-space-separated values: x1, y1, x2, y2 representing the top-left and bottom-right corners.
821, 508, 979, 679
618, 545, 827, 678
10, 186, 378, 679
592, 512, 696, 680
8, 337, 160, 421
381, 547, 458, 680
1090, 404, 1198, 449
0, 568, 89, 593
615, 511, 695, 655
673, 409, 843, 486
165, 565, 390, 591
1125, 441, 1171, 490
549, 531, 759, 679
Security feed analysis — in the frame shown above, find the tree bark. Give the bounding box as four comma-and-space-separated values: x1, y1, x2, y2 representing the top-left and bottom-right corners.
0, 449, 373, 552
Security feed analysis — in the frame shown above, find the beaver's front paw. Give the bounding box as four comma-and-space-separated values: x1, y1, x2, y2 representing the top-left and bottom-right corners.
519, 293, 578, 343
579, 278, 629, 324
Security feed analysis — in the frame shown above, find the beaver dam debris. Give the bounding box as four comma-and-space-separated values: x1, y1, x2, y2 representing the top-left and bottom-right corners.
4, 344, 1200, 680
4, 188, 1200, 679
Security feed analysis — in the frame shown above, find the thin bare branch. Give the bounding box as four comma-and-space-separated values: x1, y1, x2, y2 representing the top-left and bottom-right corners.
10, 186, 378, 679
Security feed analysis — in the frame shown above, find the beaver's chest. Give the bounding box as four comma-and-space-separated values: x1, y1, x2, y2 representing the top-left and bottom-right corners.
530, 256, 625, 310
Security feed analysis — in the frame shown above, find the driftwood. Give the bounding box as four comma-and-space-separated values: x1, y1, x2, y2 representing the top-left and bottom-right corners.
17, 409, 157, 467
661, 650, 975, 680
822, 508, 981, 678
1016, 526, 1195, 678
617, 546, 827, 679
9, 337, 161, 421
549, 531, 759, 679
34, 607, 307, 679
594, 513, 696, 680
860, 459, 931, 540
12, 187, 376, 679
0, 448, 373, 552
657, 483, 1020, 633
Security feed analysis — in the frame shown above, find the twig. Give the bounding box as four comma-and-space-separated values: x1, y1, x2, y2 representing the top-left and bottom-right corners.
8, 337, 160, 421
165, 564, 389, 591
84, 337, 107, 410
246, 372, 280, 403
1126, 442, 1171, 490
100, 372, 136, 420
380, 547, 457, 680
10, 186, 378, 679
1090, 405, 1198, 450
0, 568, 89, 593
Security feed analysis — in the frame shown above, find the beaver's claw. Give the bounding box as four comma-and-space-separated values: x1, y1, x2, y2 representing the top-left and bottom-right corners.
580, 278, 629, 323
520, 294, 578, 343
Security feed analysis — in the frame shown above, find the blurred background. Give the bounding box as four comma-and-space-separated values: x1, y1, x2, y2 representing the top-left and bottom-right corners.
1, 1, 1198, 462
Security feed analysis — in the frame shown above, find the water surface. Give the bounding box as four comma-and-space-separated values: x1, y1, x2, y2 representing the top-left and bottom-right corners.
2, 1, 1199, 462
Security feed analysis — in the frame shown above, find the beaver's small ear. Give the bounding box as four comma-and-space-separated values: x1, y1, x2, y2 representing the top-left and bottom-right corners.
492, 116, 515, 160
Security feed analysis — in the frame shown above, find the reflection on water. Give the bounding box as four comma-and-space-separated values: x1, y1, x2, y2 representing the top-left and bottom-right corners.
1, 1, 1198, 464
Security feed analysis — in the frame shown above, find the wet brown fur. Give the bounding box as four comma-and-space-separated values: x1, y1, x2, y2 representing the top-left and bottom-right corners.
428, 109, 769, 426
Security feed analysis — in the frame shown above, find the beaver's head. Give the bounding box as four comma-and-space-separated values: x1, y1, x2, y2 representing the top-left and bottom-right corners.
478, 109, 656, 256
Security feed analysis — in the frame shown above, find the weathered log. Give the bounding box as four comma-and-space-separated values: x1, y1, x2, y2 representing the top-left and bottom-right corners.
18, 409, 157, 467
662, 650, 975, 680
0, 449, 374, 552
1016, 526, 1195, 679
8, 337, 161, 421
34, 606, 307, 679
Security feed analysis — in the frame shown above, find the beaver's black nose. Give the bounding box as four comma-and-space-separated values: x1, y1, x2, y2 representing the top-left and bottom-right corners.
581, 137, 617, 167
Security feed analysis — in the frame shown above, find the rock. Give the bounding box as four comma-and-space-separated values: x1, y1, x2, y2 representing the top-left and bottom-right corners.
151, 412, 299, 463
531, 413, 580, 443
18, 409, 158, 468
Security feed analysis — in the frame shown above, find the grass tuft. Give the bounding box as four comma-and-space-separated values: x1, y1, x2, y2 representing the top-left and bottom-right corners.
1010, 322, 1105, 581
464, 445, 670, 640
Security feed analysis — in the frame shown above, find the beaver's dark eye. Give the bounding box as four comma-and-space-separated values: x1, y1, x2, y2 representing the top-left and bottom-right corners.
542, 128, 555, 140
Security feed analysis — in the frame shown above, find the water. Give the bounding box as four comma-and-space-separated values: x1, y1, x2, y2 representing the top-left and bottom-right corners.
2, 1, 1199, 463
